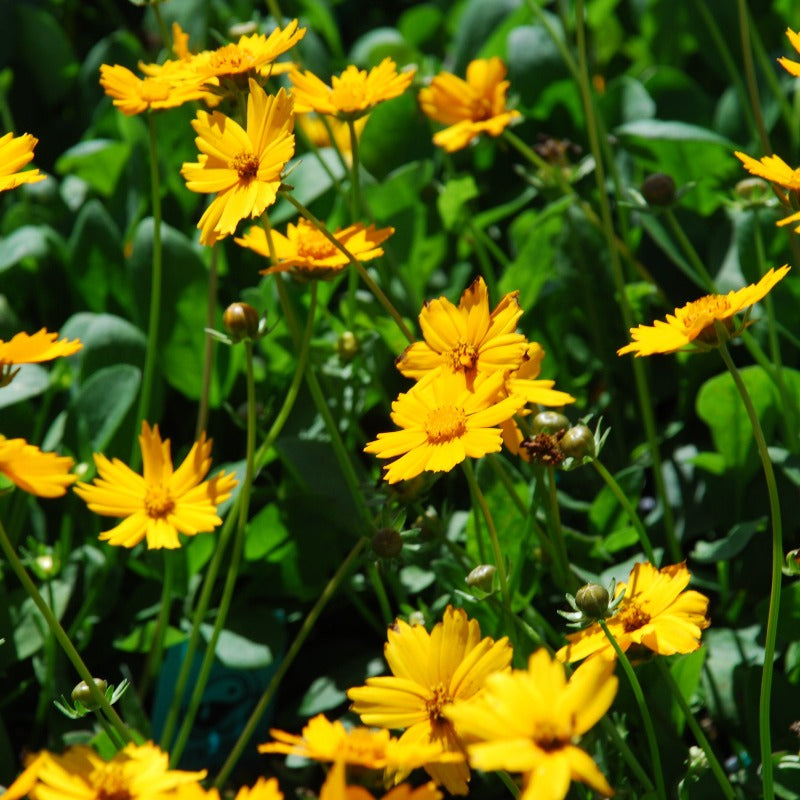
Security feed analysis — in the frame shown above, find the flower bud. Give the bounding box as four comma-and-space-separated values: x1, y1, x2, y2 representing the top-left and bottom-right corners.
575, 583, 610, 618
559, 424, 596, 459
408, 611, 426, 626
734, 177, 769, 201
223, 302, 261, 342
336, 331, 359, 361
71, 678, 108, 710
371, 528, 403, 559
641, 173, 676, 207
466, 564, 496, 592
532, 411, 569, 435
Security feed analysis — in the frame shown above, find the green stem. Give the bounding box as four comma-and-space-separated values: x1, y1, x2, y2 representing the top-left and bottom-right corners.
546, 465, 573, 590
497, 769, 520, 798
94, 709, 127, 750
736, 0, 770, 155
212, 536, 367, 787
367, 562, 393, 626
598, 619, 667, 800
655, 659, 735, 799
195, 247, 219, 440
716, 333, 782, 800
139, 551, 175, 700
265, 0, 283, 24
486, 454, 527, 517
0, 517, 132, 744
663, 209, 716, 292
345, 118, 363, 328
599, 715, 656, 794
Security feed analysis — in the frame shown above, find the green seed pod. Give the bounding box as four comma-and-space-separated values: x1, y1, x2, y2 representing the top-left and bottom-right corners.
466, 564, 496, 592
371, 528, 403, 559
641, 173, 676, 207
336, 331, 359, 361
559, 425, 596, 459
532, 410, 570, 435
575, 583, 611, 618
223, 302, 261, 342
71, 678, 108, 710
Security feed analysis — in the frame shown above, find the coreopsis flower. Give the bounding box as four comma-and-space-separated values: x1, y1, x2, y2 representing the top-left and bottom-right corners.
557, 562, 710, 663
778, 28, 800, 76
735, 150, 800, 231
289, 58, 416, 120
0, 131, 46, 192
320, 760, 442, 800
235, 218, 394, 279
74, 421, 237, 550
348, 606, 513, 794
617, 265, 790, 356
181, 80, 295, 246
0, 328, 82, 386
395, 277, 528, 387
364, 369, 525, 484
173, 777, 283, 800
445, 650, 617, 800
99, 64, 207, 115
0, 437, 76, 497
297, 113, 368, 164
418, 58, 521, 152
2, 742, 205, 800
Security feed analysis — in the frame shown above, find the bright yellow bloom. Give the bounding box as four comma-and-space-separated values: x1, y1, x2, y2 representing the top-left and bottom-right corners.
445, 650, 617, 800
617, 265, 790, 356
778, 28, 800, 76
235, 218, 394, 279
365, 369, 525, 484
0, 328, 82, 386
2, 742, 205, 800
290, 58, 416, 120
74, 421, 237, 550
173, 777, 283, 800
320, 760, 442, 800
734, 150, 800, 192
348, 606, 513, 794
297, 113, 368, 164
181, 80, 295, 246
418, 58, 521, 152
0, 131, 45, 192
0, 436, 76, 497
396, 277, 527, 386
557, 562, 710, 663
99, 64, 207, 115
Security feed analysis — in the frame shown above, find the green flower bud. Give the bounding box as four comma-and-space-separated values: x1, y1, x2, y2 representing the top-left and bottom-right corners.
575, 583, 611, 618
466, 564, 496, 592
734, 177, 769, 201
71, 678, 108, 710
336, 331, 359, 361
371, 528, 403, 559
641, 173, 676, 207
559, 424, 596, 459
223, 302, 261, 342
532, 411, 570, 435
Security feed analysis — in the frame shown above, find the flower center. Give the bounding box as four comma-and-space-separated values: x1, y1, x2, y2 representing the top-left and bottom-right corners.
340, 729, 388, 763
93, 766, 132, 800
678, 295, 730, 330
424, 406, 467, 444
446, 342, 480, 371
209, 44, 255, 73
425, 683, 453, 723
532, 721, 569, 751
296, 228, 338, 260
619, 600, 651, 633
139, 79, 172, 103
231, 151, 260, 180
331, 68, 368, 112
144, 485, 175, 519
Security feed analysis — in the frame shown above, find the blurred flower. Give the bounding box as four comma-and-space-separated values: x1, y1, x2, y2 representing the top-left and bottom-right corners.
74, 421, 237, 550
0, 437, 76, 497
617, 265, 790, 356
320, 760, 442, 800
0, 328, 82, 386
418, 58, 521, 152
236, 218, 394, 279
778, 28, 800, 76
290, 58, 415, 120
174, 777, 283, 800
0, 131, 46, 192
557, 562, 710, 663
99, 64, 207, 115
348, 605, 513, 794
297, 113, 368, 164
395, 277, 527, 387
445, 650, 617, 800
2, 742, 204, 800
181, 80, 294, 246
364, 369, 524, 484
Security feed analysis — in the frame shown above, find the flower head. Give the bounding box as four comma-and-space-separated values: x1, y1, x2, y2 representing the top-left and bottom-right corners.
236, 218, 394, 279
290, 58, 416, 120
99, 64, 207, 115
173, 777, 283, 800
418, 58, 521, 152
617, 265, 790, 356
347, 605, 513, 794
778, 28, 800, 76
445, 650, 617, 800
396, 277, 528, 387
74, 421, 237, 550
0, 131, 46, 192
0, 328, 82, 386
557, 562, 710, 663
0, 437, 76, 497
320, 760, 442, 800
365, 369, 525, 484
734, 151, 800, 192
181, 80, 295, 246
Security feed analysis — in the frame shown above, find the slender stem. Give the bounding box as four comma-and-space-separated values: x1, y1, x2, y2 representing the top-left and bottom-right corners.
486, 454, 527, 517
195, 247, 219, 440
94, 709, 127, 750
655, 659, 735, 799
599, 716, 656, 794
366, 562, 393, 626
150, 3, 171, 49
139, 551, 175, 699
716, 333, 782, 799
0, 517, 132, 743
546, 466, 573, 590
736, 0, 770, 155
265, 0, 283, 24
212, 536, 367, 787
598, 619, 667, 800
663, 209, 716, 292
497, 770, 520, 798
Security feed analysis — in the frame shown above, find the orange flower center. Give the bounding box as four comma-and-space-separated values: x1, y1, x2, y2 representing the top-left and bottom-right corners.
144, 485, 175, 519
209, 44, 255, 73
677, 295, 734, 343
447, 342, 479, 371
531, 721, 569, 751
139, 79, 172, 103
425, 683, 453, 722
425, 406, 467, 444
93, 765, 133, 800
339, 729, 388, 763
619, 601, 651, 633
232, 151, 260, 180
471, 94, 495, 121
295, 228, 338, 260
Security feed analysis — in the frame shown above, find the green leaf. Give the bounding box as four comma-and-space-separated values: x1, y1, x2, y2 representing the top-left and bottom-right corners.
55, 140, 132, 197
451, 0, 521, 72
114, 621, 186, 653
690, 451, 727, 475
691, 518, 766, 563
668, 649, 706, 733
398, 5, 444, 47
437, 175, 479, 231
0, 365, 49, 409
506, 21, 569, 108
349, 28, 417, 67
299, 676, 347, 716
245, 504, 290, 561
615, 119, 734, 145
0, 226, 64, 274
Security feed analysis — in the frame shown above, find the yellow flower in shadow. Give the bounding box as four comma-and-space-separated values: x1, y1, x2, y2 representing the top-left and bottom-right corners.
0, 132, 46, 192
0, 437, 76, 498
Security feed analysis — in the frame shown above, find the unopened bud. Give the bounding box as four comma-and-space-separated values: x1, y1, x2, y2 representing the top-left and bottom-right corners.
223, 302, 261, 342
371, 528, 403, 559
559, 425, 596, 459
532, 411, 570, 435
466, 564, 496, 592
575, 583, 610, 618
641, 173, 676, 207
336, 331, 359, 361
71, 678, 108, 710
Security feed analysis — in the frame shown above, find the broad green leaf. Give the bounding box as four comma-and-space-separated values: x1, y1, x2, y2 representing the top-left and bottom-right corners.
299, 676, 347, 716
55, 140, 131, 197
349, 28, 417, 67
615, 119, 733, 145
0, 226, 64, 274
245, 504, 290, 561
0, 365, 49, 409
506, 22, 567, 108
691, 518, 766, 563
114, 621, 186, 653
669, 649, 706, 733
437, 175, 479, 231
398, 5, 444, 47
451, 0, 521, 72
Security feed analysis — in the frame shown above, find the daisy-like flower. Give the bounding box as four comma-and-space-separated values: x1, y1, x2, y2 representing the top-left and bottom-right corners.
181, 79, 295, 246
395, 277, 528, 387
347, 605, 513, 794
617, 265, 790, 356
445, 650, 617, 800
0, 328, 82, 386
99, 64, 207, 115
0, 131, 46, 192
418, 58, 521, 152
365, 369, 525, 484
320, 760, 442, 800
235, 218, 394, 279
289, 58, 416, 120
0, 436, 76, 497
74, 421, 237, 550
173, 776, 283, 800
778, 28, 800, 76
557, 562, 710, 663
2, 742, 205, 800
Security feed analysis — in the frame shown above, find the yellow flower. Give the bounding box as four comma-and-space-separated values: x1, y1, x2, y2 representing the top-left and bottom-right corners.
734, 150, 800, 192
99, 63, 207, 115
396, 277, 528, 386
778, 28, 800, 76
557, 562, 710, 663
2, 742, 205, 800
418, 58, 521, 152
320, 760, 443, 800
297, 113, 368, 164
0, 327, 82, 386
235, 218, 394, 279
0, 436, 76, 497
365, 369, 525, 484
289, 58, 416, 120
173, 777, 284, 800
181, 80, 295, 246
347, 606, 513, 794
617, 265, 790, 356
74, 421, 237, 550
0, 131, 46, 192
445, 650, 617, 800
